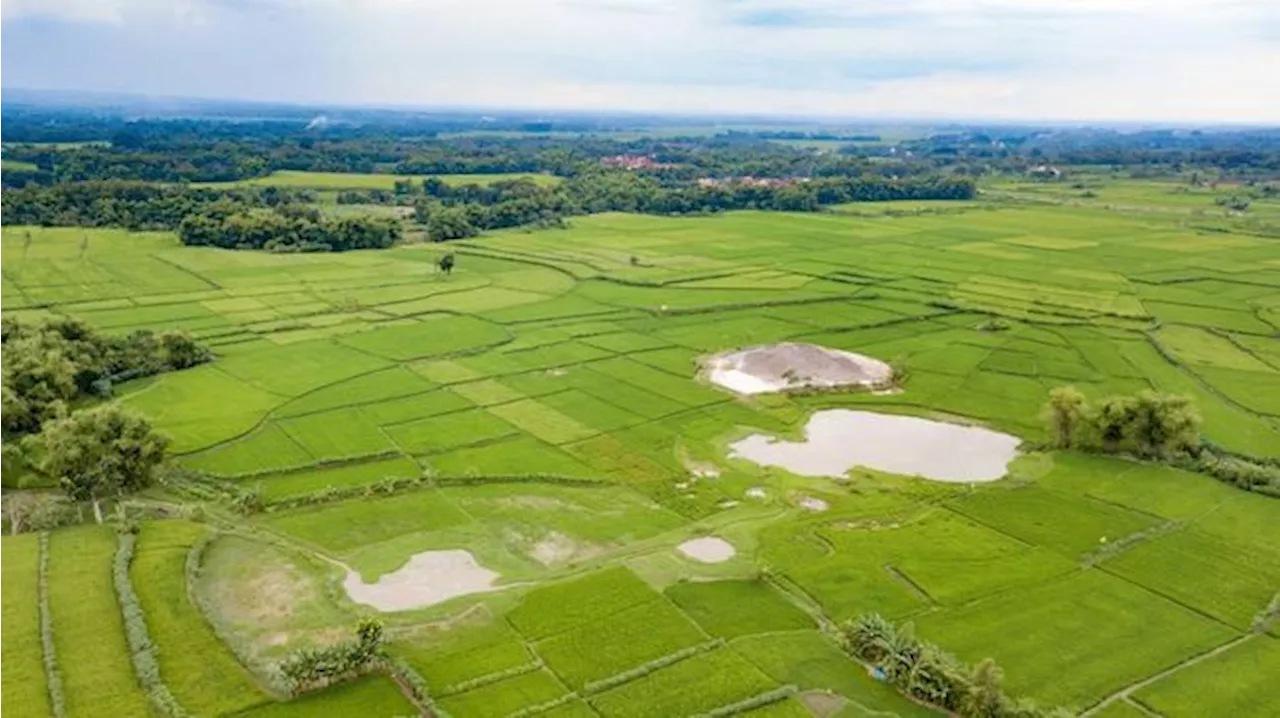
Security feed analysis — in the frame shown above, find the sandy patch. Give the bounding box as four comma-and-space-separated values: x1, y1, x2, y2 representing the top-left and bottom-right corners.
798, 496, 830, 512
677, 537, 737, 563
529, 531, 603, 567
730, 409, 1020, 483
343, 550, 501, 612
703, 343, 892, 396
684, 460, 722, 478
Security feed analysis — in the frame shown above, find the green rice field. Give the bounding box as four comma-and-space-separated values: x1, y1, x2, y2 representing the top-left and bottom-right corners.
2, 175, 1278, 716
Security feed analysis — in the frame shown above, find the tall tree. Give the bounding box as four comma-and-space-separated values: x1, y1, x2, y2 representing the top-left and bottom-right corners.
31, 405, 168, 524
1043, 386, 1087, 449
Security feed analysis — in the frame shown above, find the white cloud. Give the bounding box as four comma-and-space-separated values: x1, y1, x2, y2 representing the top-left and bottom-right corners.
3, 0, 1277, 122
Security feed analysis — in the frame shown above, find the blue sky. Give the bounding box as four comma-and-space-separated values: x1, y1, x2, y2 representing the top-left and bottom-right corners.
3, 0, 1277, 122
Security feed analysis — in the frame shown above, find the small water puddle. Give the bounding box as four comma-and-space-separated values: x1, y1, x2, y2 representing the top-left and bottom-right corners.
343, 549, 501, 612
729, 409, 1019, 483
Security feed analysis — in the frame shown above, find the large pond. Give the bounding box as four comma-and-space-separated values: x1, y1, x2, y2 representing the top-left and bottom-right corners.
728, 409, 1020, 483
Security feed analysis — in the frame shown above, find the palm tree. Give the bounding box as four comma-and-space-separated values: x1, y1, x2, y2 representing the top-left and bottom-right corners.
961, 658, 1009, 718
844, 614, 896, 663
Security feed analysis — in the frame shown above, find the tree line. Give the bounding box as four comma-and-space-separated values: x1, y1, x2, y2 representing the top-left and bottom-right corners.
407, 172, 975, 240
177, 206, 400, 252
1043, 387, 1280, 496
0, 181, 312, 230
2, 318, 208, 523
2, 171, 975, 245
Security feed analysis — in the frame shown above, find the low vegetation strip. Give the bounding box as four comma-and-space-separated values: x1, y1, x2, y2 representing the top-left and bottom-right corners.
114, 531, 187, 718
0, 535, 51, 716
48, 526, 152, 717
131, 521, 270, 716
39, 532, 68, 718
587, 647, 779, 718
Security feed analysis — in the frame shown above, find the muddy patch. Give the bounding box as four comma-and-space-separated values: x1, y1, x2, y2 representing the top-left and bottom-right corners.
343, 550, 501, 612
798, 496, 830, 512
730, 409, 1020, 482
677, 537, 736, 563
528, 531, 603, 567
703, 343, 892, 395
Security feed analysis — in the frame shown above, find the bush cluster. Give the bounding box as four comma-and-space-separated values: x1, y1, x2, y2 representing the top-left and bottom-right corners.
2, 317, 209, 438
38, 533, 68, 718
1042, 387, 1199, 459
842, 614, 1070, 718
114, 531, 189, 717
178, 206, 399, 252
274, 619, 385, 695
1178, 448, 1280, 497
1044, 386, 1280, 496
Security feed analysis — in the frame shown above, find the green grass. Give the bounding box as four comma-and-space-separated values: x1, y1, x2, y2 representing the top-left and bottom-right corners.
259, 488, 471, 554
1, 535, 51, 717
665, 580, 813, 639
251, 456, 422, 501
588, 647, 778, 718
913, 570, 1237, 709
278, 407, 397, 460
1134, 635, 1280, 718
947, 487, 1160, 558
436, 669, 568, 718
535, 597, 708, 689
392, 619, 536, 694
131, 521, 269, 716
1102, 528, 1280, 630
47, 526, 152, 717
384, 408, 516, 454
507, 567, 658, 641
5, 183, 1280, 716
337, 315, 510, 361
2, 158, 40, 171
231, 674, 415, 717
731, 631, 938, 717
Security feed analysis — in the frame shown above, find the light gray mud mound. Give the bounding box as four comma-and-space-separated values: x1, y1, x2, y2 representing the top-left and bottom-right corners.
703, 343, 892, 395
676, 537, 737, 563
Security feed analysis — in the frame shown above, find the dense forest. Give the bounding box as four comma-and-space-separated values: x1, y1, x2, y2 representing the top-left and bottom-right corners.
3, 105, 1277, 249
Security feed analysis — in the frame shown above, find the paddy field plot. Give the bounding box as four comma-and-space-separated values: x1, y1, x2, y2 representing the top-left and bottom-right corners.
0, 535, 51, 718
47, 526, 152, 717
3, 185, 1279, 716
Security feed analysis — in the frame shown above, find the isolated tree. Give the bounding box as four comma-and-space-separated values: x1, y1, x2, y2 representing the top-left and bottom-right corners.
33, 405, 168, 524
1042, 386, 1088, 449
439, 253, 456, 275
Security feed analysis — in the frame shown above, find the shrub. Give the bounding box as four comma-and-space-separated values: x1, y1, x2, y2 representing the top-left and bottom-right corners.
113, 532, 188, 717
274, 619, 385, 695
37, 533, 67, 718
840, 614, 1068, 718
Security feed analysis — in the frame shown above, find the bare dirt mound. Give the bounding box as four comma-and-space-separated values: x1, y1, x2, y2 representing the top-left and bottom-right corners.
676, 537, 736, 563
703, 343, 892, 395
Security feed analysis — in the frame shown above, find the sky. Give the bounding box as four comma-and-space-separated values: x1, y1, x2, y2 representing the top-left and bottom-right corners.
3, 0, 1278, 123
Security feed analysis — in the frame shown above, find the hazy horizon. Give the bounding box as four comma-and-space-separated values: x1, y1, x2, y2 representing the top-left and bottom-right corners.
3, 0, 1278, 124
